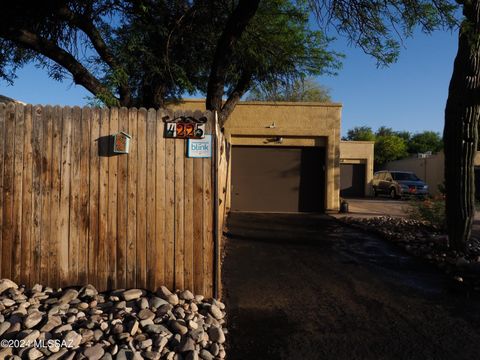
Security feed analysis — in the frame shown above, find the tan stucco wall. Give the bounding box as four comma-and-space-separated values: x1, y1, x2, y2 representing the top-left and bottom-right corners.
339, 141, 375, 196
170, 99, 342, 212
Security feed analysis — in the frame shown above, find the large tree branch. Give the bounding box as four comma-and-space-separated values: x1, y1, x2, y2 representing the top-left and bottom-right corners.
205, 0, 260, 115
3, 28, 117, 103
220, 71, 253, 126
56, 6, 132, 105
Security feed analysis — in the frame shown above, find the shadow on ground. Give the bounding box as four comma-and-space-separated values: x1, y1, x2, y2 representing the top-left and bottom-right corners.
222, 212, 480, 360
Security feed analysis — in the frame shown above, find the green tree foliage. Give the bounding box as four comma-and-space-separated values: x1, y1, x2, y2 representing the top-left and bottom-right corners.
344, 126, 443, 166
0, 0, 341, 123
395, 131, 411, 143
408, 131, 443, 154
247, 77, 331, 102
375, 126, 395, 137
374, 135, 408, 165
344, 126, 376, 141
309, 0, 458, 66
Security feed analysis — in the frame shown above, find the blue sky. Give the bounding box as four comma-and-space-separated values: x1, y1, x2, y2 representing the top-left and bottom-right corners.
0, 28, 457, 137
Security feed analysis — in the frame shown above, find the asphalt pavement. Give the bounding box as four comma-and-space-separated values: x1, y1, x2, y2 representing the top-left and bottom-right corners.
222, 212, 480, 360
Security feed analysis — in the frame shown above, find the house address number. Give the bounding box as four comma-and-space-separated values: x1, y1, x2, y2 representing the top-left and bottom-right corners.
164, 115, 207, 139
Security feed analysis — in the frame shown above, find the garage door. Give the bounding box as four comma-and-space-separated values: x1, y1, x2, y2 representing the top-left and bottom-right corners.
231, 146, 325, 212
340, 163, 365, 197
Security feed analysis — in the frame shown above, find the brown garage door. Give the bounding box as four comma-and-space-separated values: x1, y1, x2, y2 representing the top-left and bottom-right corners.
231, 146, 325, 212
340, 163, 366, 197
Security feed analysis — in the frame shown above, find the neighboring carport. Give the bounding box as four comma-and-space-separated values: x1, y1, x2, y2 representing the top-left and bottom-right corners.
340, 140, 375, 197
340, 162, 366, 197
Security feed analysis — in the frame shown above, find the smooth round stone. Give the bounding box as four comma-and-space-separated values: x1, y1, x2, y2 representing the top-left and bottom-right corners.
170, 321, 188, 335
179, 290, 194, 301
83, 344, 105, 360
208, 327, 225, 344
64, 330, 82, 348
28, 347, 43, 360
149, 297, 169, 309
122, 289, 143, 301
209, 305, 223, 320
199, 350, 214, 360
59, 289, 79, 304
138, 309, 155, 321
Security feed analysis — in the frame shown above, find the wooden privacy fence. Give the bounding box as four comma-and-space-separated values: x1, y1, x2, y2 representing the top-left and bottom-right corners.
0, 103, 217, 297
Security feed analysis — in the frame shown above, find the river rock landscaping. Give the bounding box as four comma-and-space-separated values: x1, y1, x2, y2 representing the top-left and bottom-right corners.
0, 280, 227, 360
341, 216, 480, 291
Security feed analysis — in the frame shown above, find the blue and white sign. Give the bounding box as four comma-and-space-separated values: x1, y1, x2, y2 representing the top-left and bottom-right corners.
187, 135, 212, 158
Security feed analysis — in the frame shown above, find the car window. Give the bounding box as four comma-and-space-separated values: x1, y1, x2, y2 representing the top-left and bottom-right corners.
392, 172, 420, 181
377, 172, 385, 180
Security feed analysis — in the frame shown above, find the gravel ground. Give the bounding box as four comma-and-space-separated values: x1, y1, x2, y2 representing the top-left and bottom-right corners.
0, 280, 226, 360
341, 216, 480, 291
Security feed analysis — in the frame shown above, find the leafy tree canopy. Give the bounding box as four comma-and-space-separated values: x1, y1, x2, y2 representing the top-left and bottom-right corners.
408, 131, 443, 154
0, 0, 341, 121
344, 126, 444, 165
246, 77, 331, 102
344, 126, 376, 141
375, 126, 395, 137
375, 135, 408, 165
0, 0, 459, 123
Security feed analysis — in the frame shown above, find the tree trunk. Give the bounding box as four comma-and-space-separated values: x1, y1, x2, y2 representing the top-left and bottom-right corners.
444, 0, 480, 253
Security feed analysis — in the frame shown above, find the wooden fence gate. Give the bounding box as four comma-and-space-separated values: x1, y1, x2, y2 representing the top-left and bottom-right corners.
0, 103, 216, 297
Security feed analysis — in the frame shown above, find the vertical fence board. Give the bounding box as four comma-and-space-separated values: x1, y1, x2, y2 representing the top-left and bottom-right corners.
146, 109, 157, 289
164, 133, 175, 289
193, 158, 204, 295
49, 106, 62, 288
31, 105, 44, 283
12, 104, 24, 284
88, 108, 100, 285
21, 105, 33, 284
78, 108, 91, 285
203, 155, 214, 297
174, 135, 185, 290
40, 106, 53, 284
69, 107, 82, 284
155, 110, 166, 288
117, 107, 129, 289
58, 107, 72, 283
98, 108, 109, 289
107, 107, 119, 289
136, 108, 147, 288
126, 108, 138, 288
2, 104, 15, 280
184, 149, 194, 291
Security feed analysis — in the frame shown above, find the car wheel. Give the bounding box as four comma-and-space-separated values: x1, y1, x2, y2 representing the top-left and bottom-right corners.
390, 188, 397, 200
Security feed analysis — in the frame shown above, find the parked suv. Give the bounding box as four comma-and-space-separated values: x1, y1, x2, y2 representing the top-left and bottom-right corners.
372, 171, 429, 199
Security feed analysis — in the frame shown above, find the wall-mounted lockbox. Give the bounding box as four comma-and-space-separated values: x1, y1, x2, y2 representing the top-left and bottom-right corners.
113, 131, 131, 154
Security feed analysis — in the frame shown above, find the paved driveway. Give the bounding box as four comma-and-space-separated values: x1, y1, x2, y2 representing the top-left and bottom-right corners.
222, 212, 480, 360
336, 198, 411, 218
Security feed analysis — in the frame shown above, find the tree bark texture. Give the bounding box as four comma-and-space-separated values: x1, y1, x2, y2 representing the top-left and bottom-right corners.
444, 0, 480, 252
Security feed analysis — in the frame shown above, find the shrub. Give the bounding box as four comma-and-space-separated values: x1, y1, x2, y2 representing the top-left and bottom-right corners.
406, 195, 446, 231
